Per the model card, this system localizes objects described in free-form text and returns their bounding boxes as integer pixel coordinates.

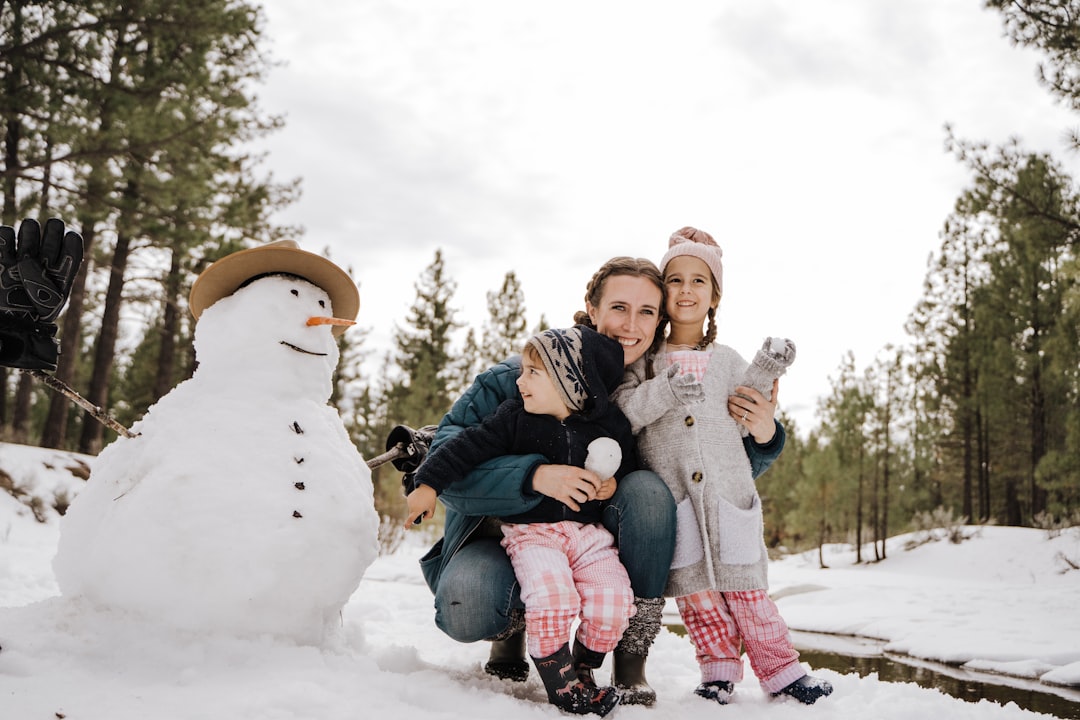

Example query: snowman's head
[189,240,359,337]
[193,275,343,400]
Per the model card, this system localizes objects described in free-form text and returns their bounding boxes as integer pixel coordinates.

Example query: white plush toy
[584,436,622,481]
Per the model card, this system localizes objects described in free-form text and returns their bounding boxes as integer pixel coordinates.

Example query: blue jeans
[433,469,676,643]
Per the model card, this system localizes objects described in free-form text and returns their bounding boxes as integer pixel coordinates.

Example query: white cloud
[253,0,1078,431]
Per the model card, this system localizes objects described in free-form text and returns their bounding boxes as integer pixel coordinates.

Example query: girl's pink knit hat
[659,226,723,295]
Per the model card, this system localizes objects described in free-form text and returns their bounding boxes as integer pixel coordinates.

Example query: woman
[417,256,785,707]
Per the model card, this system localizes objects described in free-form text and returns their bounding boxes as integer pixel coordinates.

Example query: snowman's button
[294,456,305,464]
[293,510,303,518]
[291,421,304,434]
[295,482,305,490]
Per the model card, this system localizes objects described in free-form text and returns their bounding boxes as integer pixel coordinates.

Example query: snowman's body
[54,276,379,644]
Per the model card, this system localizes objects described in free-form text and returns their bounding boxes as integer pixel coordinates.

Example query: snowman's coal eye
[291,289,299,297]
[318,300,325,308]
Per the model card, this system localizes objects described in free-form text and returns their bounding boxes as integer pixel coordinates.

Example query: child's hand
[666,363,704,405]
[405,484,437,527]
[594,476,617,501]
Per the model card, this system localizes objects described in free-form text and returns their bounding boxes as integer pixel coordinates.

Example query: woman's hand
[729,379,779,444]
[532,464,602,511]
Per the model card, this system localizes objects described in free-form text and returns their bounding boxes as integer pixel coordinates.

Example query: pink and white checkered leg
[502,521,634,658]
[501,522,582,658]
[724,589,805,693]
[568,522,634,653]
[676,590,744,684]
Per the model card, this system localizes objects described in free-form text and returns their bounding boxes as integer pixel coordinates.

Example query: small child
[613,227,833,706]
[406,326,636,717]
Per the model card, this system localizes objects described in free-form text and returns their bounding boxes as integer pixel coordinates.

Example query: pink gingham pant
[501,521,635,658]
[676,589,805,693]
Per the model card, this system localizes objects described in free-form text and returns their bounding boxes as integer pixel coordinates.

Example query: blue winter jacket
[416,356,786,595]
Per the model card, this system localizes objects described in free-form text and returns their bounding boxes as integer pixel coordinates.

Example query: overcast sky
[252,0,1076,433]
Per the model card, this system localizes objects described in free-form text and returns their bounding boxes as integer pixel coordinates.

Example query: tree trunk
[1005,475,1022,526]
[977,405,989,522]
[40,222,95,448]
[882,409,890,561]
[2,0,23,220]
[855,444,864,564]
[1,2,26,430]
[1029,353,1048,520]
[78,198,135,454]
[11,373,33,443]
[153,244,182,400]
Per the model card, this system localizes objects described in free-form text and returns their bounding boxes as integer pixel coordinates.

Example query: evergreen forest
[2,1,1078,556]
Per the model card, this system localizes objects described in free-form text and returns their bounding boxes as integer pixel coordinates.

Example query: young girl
[613,227,834,706]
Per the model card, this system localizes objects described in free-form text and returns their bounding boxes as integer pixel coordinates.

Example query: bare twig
[365,443,405,470]
[23,369,135,439]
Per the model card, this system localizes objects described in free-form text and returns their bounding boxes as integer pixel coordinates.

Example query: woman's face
[586,274,663,366]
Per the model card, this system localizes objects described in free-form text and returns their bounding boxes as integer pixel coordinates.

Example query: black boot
[695,680,735,705]
[611,596,664,706]
[484,629,529,682]
[533,644,621,717]
[572,639,606,688]
[771,674,834,705]
[611,651,653,707]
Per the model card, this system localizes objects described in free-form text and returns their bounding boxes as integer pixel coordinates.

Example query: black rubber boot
[611,596,664,706]
[611,651,653,707]
[695,680,735,705]
[533,644,621,717]
[771,674,834,705]
[572,639,607,688]
[484,629,530,682]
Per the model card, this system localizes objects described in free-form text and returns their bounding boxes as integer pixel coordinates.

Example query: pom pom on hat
[660,226,723,295]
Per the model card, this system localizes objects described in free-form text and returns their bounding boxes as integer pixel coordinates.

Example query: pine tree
[387,249,461,429]
[481,271,528,365]
[450,327,483,399]
[0,1,290,449]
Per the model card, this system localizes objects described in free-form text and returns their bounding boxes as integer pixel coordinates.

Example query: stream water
[665,625,1080,718]
[790,630,1080,719]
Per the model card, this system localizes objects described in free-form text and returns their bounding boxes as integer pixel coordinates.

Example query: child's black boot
[533,644,621,716]
[695,680,734,705]
[572,639,606,688]
[771,674,834,705]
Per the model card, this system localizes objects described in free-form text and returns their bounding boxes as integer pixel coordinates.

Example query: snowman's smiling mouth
[280,341,328,357]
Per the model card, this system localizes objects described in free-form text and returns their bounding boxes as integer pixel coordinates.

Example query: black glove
[0,320,60,372]
[385,424,437,473]
[13,218,84,323]
[0,218,85,372]
[386,424,437,498]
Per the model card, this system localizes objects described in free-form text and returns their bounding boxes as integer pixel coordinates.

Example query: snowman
[53,240,380,646]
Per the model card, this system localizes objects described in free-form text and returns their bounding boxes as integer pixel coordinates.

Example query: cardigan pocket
[671,497,705,570]
[715,493,763,565]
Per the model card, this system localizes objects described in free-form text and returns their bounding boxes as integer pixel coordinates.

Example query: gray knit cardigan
[613,344,770,597]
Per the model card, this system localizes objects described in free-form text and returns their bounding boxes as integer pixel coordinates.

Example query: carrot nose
[307,316,356,329]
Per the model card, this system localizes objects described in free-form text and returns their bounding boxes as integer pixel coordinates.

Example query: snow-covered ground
[2,441,1079,719]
